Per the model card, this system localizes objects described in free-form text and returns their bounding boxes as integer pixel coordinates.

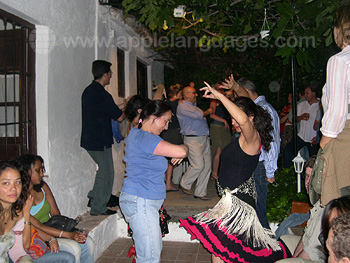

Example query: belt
[184,135,209,137]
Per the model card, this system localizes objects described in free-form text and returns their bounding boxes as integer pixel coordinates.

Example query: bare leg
[212,254,224,263]
[165,164,178,191]
[211,147,222,179]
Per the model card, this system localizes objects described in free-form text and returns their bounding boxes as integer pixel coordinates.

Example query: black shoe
[90,209,117,216]
[107,195,119,207]
[88,195,119,208]
[87,198,93,208]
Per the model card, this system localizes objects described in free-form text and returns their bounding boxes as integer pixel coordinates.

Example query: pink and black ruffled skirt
[179,190,291,263]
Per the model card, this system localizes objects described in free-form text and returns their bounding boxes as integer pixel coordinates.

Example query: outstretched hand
[220,74,242,92]
[200,82,223,100]
[219,74,234,90]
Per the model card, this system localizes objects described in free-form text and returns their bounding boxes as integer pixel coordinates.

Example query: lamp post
[292,151,305,193]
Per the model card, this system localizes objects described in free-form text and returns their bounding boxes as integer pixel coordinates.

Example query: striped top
[321,45,350,138]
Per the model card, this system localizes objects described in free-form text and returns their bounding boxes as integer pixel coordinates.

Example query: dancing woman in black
[180,82,291,263]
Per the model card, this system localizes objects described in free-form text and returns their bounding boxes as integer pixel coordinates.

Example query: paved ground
[95,178,219,262]
[163,178,220,222]
[96,238,211,263]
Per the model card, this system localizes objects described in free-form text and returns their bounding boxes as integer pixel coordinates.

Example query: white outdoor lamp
[292,151,305,193]
[174,5,186,18]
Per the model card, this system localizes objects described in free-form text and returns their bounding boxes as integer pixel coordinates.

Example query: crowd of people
[1,3,350,263]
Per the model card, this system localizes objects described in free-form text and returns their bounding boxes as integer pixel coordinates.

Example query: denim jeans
[253,161,270,229]
[119,192,164,263]
[87,147,114,214]
[33,250,75,263]
[58,236,94,263]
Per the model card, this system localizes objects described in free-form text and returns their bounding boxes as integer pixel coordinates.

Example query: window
[137,59,148,98]
[0,9,36,160]
[117,48,125,98]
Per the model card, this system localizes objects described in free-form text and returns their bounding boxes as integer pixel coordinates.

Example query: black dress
[180,138,291,263]
[161,99,183,145]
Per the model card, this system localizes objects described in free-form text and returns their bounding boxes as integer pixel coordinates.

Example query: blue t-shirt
[122,128,167,200]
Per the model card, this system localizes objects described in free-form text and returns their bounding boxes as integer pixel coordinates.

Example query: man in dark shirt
[81,60,124,216]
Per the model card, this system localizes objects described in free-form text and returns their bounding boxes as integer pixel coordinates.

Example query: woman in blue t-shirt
[120,100,188,263]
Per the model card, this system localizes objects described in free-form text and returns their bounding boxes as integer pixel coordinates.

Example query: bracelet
[24,221,31,225]
[49,238,56,244]
[59,230,63,238]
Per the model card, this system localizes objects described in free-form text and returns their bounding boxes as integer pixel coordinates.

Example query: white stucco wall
[0,1,164,217]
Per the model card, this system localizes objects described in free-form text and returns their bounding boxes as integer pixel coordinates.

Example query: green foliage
[266,167,309,223]
[120,0,341,72]
[119,0,342,112]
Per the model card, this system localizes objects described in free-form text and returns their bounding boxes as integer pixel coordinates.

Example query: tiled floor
[96,238,211,263]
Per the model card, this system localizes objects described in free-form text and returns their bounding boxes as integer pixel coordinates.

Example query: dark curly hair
[321,195,350,246]
[138,100,171,129]
[233,97,273,151]
[0,161,30,220]
[330,212,350,260]
[17,154,45,192]
[125,95,151,123]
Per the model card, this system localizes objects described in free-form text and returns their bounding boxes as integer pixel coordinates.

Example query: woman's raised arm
[201,82,259,149]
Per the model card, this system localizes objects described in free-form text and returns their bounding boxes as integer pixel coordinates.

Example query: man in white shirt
[283,85,320,168]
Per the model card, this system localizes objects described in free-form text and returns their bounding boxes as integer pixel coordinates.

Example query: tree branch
[201,28,222,37]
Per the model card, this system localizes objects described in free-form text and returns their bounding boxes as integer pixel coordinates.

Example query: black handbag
[44,215,79,232]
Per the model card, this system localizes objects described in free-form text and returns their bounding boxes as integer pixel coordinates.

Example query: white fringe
[194,189,281,251]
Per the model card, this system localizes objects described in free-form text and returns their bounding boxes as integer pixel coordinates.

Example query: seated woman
[17,155,94,263]
[276,195,350,263]
[321,195,350,250]
[1,160,33,263]
[180,83,291,263]
[0,161,74,263]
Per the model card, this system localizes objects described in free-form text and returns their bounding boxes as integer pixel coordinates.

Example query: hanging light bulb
[260,8,270,39]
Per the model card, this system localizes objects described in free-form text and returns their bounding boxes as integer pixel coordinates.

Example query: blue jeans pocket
[119,192,138,222]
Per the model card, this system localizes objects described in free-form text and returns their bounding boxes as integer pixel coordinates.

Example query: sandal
[128,245,137,263]
[210,173,218,180]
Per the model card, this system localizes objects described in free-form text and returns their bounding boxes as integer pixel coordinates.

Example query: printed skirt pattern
[180,190,291,263]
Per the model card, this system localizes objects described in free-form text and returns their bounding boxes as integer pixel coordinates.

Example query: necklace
[2,211,11,225]
[3,215,9,224]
